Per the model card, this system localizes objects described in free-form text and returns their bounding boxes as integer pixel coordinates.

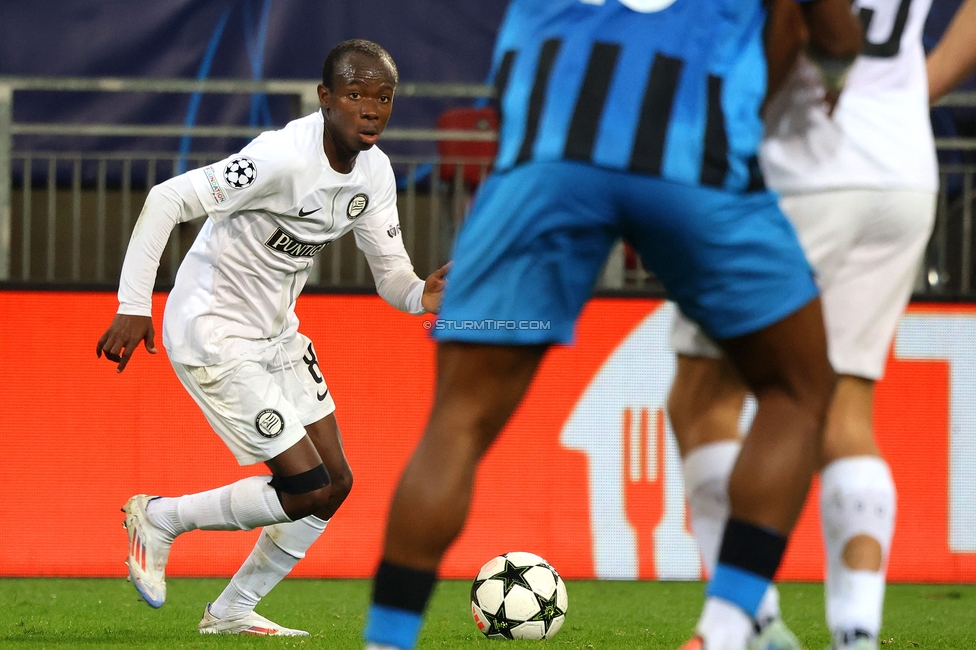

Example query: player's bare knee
[284,486,332,520]
[842,534,883,571]
[430,403,507,457]
[667,358,708,434]
[329,465,354,505]
[796,363,836,421]
[821,425,880,467]
[768,357,836,417]
[669,386,747,456]
[270,463,332,520]
[821,456,895,575]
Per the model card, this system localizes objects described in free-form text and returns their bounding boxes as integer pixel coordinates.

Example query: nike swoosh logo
[298,206,322,216]
[317,388,329,402]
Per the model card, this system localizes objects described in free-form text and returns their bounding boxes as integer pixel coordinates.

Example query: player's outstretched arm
[421,262,450,315]
[928,0,976,104]
[799,0,863,113]
[96,173,207,372]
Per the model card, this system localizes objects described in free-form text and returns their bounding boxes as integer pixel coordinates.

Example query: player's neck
[322,132,357,175]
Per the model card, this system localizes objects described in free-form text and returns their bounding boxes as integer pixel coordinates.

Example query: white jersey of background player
[668,2,940,649]
[97,40,447,636]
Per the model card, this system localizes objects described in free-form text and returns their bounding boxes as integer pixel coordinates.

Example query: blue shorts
[434,161,817,345]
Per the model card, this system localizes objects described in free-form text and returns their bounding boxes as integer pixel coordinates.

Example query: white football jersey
[760,0,937,193]
[163,111,406,366]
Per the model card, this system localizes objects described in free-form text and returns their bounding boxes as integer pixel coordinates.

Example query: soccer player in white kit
[96,40,448,636]
[667,1,948,648]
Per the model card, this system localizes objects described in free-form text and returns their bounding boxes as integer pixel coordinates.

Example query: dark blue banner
[0,1,969,158]
[0,1,508,156]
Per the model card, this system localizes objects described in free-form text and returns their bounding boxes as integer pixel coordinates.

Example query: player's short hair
[321,39,399,90]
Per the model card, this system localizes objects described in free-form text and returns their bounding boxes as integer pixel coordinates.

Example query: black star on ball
[489,559,534,596]
[481,601,517,639]
[529,587,566,635]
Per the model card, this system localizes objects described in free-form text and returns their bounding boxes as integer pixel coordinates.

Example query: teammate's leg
[207,414,350,625]
[666,351,784,625]
[788,188,932,650]
[667,350,746,578]
[818,376,894,650]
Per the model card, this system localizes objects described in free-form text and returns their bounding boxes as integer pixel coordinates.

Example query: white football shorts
[670,188,936,380]
[171,332,337,465]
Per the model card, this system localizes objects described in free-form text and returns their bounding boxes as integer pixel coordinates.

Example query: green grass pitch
[1,579,974,648]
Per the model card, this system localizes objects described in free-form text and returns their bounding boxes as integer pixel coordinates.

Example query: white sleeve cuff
[404,278,426,315]
[365,251,427,315]
[117,302,153,317]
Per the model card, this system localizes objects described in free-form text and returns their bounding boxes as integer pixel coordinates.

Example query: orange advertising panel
[1,291,975,583]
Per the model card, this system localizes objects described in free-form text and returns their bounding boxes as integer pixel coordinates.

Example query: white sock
[684,441,781,624]
[820,456,896,640]
[683,440,740,577]
[146,476,290,544]
[755,585,780,627]
[209,515,329,619]
[696,596,754,650]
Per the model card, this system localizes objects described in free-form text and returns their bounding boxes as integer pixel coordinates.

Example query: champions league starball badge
[224,157,257,189]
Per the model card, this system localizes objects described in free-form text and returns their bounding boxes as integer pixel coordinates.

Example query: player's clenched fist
[96,314,157,373]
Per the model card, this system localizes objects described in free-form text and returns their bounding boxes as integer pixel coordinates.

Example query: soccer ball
[470,552,568,640]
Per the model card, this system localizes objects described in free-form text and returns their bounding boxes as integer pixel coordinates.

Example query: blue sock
[363,561,437,650]
[705,518,787,617]
[707,563,771,616]
[364,604,424,649]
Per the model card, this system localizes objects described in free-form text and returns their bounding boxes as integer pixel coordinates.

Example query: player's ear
[317,84,331,112]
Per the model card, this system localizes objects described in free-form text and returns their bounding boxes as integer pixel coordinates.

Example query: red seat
[436,107,499,188]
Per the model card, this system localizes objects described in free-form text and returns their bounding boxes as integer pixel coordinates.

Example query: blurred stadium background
[1,0,976,590]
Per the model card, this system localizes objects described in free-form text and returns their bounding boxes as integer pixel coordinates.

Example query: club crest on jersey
[224,157,257,189]
[255,409,284,438]
[265,227,329,258]
[203,166,227,203]
[347,193,369,219]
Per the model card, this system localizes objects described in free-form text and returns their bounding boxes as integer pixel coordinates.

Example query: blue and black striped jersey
[490,0,771,192]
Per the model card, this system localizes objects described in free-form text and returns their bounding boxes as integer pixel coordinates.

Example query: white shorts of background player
[671,188,936,380]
